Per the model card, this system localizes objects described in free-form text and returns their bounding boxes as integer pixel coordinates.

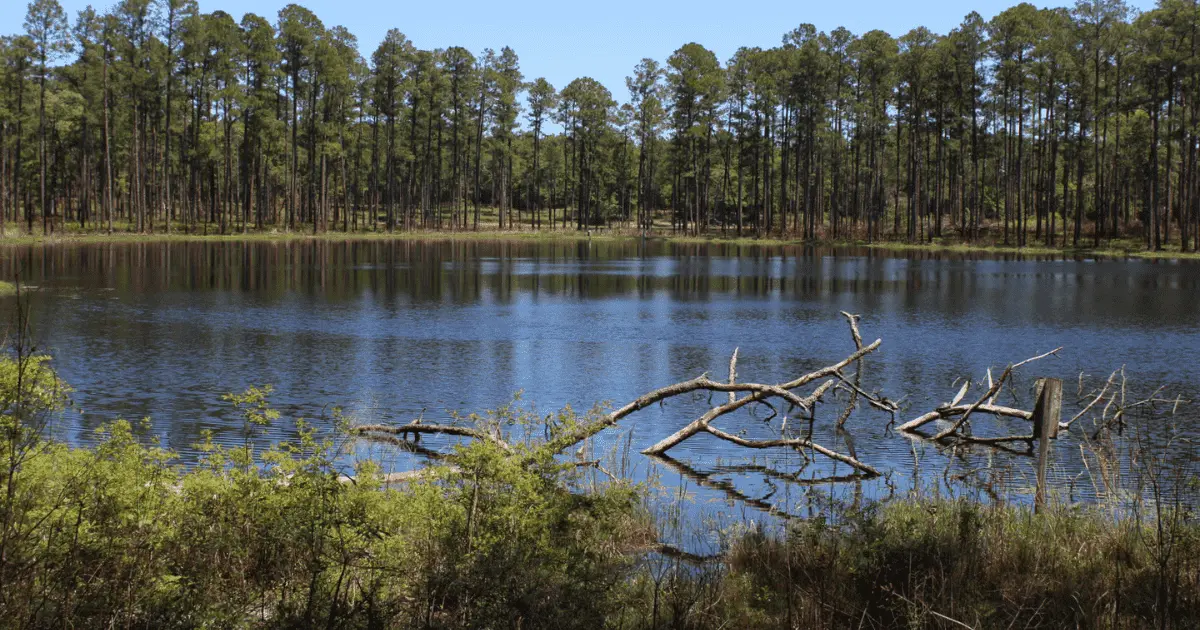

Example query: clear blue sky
[2,0,1159,103]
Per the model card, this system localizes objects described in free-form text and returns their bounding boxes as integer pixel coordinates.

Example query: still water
[4,239,1199,530]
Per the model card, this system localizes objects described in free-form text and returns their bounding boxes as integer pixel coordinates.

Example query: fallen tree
[352,314,1189,523]
[356,312,888,477]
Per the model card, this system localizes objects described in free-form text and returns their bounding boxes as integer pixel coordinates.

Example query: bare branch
[929,348,1060,440]
[359,316,887,483]
[546,337,882,454]
[836,311,864,428]
[950,380,970,407]
[898,403,1033,432]
[1066,369,1118,427]
[642,380,835,456]
[834,370,898,416]
[728,347,739,404]
[1010,347,1063,370]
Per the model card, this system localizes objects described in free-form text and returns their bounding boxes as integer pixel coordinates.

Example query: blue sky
[3,0,1159,103]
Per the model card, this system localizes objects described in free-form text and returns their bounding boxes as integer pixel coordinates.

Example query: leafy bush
[0,354,649,629]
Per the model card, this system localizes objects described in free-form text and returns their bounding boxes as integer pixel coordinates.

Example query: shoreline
[3,227,1198,260]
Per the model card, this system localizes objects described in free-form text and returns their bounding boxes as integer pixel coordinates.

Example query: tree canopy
[1,0,1199,249]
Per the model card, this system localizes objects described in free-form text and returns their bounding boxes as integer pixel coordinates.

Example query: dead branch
[1065,369,1118,428]
[834,371,898,416]
[897,428,1034,457]
[986,368,995,405]
[896,348,1060,440]
[929,348,1061,441]
[901,353,1189,466]
[542,335,882,457]
[1008,347,1064,371]
[836,311,864,428]
[338,466,462,486]
[950,380,970,407]
[1088,379,1187,440]
[355,317,887,480]
[898,403,1033,432]
[352,431,452,460]
[728,347,738,404]
[568,459,618,481]
[642,380,835,456]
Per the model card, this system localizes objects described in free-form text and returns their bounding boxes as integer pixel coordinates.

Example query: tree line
[2,0,1199,249]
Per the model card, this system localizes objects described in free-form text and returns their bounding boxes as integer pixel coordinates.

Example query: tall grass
[659,499,1200,628]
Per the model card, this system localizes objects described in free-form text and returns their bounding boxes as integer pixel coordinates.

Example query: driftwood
[1067,368,1119,429]
[898,347,1062,444]
[836,312,864,428]
[1081,368,1186,440]
[356,315,887,478]
[900,403,1032,430]
[899,351,1188,458]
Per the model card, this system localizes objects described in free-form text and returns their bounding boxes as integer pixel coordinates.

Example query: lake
[4,238,1198,535]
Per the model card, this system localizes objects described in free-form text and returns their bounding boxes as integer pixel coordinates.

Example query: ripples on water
[4,239,1199,545]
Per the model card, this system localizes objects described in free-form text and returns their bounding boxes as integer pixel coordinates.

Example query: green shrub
[0,355,650,629]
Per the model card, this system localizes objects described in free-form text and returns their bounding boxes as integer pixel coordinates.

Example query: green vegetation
[0,335,1197,627]
[682,498,1200,628]
[0,345,654,628]
[9,224,1200,262]
[2,0,1200,254]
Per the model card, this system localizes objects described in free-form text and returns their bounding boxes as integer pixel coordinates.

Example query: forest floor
[5,219,1200,260]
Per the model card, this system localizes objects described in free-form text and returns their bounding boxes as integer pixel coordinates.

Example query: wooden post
[1032,377,1062,513]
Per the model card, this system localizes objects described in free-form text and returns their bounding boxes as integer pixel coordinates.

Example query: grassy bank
[0,224,612,246]
[1,348,1198,628]
[692,499,1200,628]
[6,223,1200,260]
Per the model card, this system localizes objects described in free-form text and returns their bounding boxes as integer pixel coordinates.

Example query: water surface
[5,239,1198,535]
